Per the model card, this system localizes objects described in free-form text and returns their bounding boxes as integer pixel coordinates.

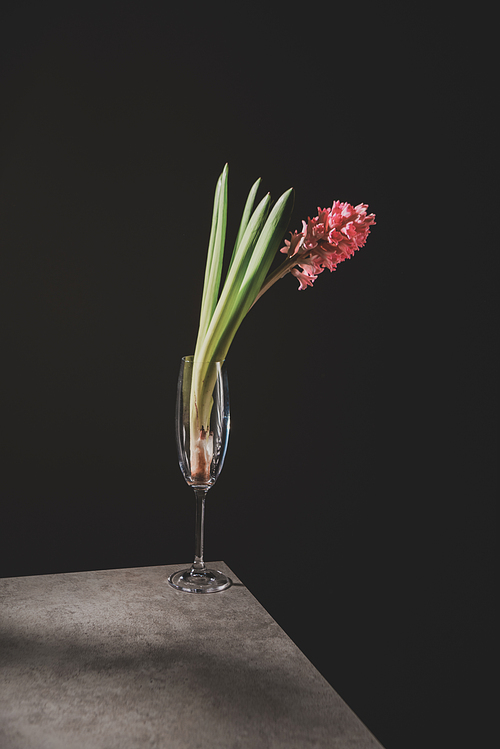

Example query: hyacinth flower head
[188,165,375,481]
[255,200,376,300]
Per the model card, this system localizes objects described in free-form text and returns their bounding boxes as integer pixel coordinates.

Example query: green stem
[251,255,298,307]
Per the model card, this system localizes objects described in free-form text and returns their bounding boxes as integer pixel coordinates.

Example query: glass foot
[168,567,232,593]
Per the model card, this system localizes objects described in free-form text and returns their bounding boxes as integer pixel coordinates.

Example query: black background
[0,3,496,748]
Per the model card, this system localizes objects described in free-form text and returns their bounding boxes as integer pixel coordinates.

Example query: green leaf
[195,187,294,367]
[194,192,271,365]
[190,172,294,436]
[227,177,261,275]
[195,164,228,351]
[209,187,294,362]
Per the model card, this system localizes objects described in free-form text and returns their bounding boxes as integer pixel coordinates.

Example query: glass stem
[191,488,207,573]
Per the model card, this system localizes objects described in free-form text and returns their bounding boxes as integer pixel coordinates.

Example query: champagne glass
[168,356,231,592]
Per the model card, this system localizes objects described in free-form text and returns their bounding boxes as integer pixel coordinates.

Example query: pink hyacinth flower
[281,201,376,289]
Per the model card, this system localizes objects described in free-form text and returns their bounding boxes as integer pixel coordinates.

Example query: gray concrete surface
[0,563,384,748]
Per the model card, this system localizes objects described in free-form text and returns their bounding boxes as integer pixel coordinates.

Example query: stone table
[0,562,384,748]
